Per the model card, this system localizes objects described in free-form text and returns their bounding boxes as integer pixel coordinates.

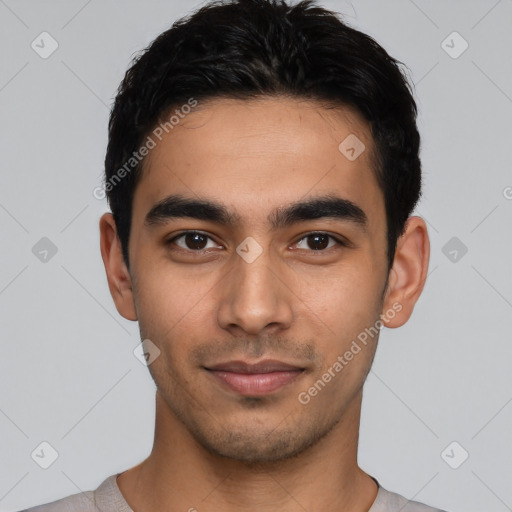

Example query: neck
[117,390,378,512]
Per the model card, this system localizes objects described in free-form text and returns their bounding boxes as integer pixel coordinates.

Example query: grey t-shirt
[19,474,447,512]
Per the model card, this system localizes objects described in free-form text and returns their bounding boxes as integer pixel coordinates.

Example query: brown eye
[307,234,329,250]
[168,231,219,251]
[295,232,345,251]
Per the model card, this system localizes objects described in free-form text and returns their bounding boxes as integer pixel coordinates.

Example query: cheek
[134,259,219,330]
[297,266,383,357]
[295,260,381,316]
[306,295,380,402]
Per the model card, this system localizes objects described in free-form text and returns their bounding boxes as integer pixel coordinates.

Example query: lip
[206,359,304,374]
[204,359,305,396]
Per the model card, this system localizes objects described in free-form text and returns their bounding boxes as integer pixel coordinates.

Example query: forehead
[132,96,384,231]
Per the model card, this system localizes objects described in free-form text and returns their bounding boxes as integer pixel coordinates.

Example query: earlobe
[381,216,430,328]
[99,213,138,321]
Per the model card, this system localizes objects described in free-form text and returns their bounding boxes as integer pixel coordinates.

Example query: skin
[99,96,429,512]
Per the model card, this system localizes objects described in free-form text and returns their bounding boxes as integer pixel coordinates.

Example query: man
[22,0,448,510]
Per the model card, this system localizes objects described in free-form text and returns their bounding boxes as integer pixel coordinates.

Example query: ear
[381,216,430,328]
[99,212,138,321]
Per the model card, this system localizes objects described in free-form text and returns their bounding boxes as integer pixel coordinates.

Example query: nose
[216,245,294,336]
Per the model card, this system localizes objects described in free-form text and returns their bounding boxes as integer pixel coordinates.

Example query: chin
[190,417,337,466]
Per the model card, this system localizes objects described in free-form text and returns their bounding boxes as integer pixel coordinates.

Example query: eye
[167,231,221,252]
[294,232,346,252]
[165,230,348,254]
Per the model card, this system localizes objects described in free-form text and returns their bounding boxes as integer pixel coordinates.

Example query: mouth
[204,359,306,396]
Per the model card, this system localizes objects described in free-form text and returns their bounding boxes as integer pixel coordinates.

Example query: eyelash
[165,230,348,254]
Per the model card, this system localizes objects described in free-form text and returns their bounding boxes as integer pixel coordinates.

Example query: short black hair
[104,0,421,273]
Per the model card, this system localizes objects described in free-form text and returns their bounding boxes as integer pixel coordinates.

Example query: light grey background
[1,1,511,511]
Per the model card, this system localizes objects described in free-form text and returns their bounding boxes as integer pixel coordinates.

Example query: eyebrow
[144,193,368,231]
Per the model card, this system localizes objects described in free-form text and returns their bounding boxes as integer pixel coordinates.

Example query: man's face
[127,97,390,463]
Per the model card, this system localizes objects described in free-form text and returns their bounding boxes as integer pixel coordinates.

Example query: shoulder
[371,485,448,512]
[17,474,119,512]
[17,490,97,512]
